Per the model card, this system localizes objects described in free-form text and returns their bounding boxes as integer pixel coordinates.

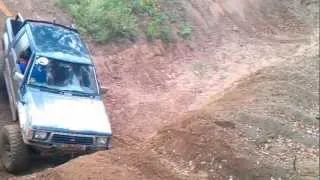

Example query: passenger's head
[20,48,31,60]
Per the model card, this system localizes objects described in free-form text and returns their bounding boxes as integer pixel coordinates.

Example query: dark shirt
[31,67,47,83]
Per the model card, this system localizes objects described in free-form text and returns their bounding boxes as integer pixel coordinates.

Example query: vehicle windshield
[28,56,98,95]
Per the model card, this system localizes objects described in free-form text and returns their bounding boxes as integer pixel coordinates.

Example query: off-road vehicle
[0,14,112,173]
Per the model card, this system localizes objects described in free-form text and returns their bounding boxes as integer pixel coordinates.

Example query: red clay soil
[0,0,319,179]
[17,51,319,180]
[94,0,318,145]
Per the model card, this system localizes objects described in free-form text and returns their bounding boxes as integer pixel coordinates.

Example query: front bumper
[24,131,112,152]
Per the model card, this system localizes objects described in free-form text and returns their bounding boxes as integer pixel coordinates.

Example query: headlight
[34,131,48,140]
[96,137,108,145]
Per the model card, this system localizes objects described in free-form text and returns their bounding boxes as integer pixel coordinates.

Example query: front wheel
[0,38,6,90]
[0,125,29,173]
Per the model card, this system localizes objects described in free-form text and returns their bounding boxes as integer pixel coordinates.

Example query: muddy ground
[0,0,319,179]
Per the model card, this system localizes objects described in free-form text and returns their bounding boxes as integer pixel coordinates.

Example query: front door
[12,31,32,103]
[4,29,32,120]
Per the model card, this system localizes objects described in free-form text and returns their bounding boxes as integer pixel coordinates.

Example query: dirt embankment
[95,0,319,145]
[18,48,319,180]
[0,0,319,179]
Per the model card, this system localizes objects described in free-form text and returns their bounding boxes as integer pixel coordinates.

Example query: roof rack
[23,19,79,33]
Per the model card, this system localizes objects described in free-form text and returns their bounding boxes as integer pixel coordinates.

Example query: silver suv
[0,14,112,173]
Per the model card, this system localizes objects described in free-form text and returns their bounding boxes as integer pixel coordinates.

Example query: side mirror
[100,86,108,95]
[14,72,24,81]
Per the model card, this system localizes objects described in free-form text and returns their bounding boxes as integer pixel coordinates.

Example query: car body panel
[25,87,112,135]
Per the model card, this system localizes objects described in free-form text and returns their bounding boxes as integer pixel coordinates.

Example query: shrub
[160,27,174,43]
[146,21,160,40]
[130,0,159,16]
[179,24,193,39]
[58,0,137,42]
[58,0,190,43]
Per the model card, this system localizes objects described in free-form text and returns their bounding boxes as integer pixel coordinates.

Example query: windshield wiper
[29,84,61,94]
[61,90,95,97]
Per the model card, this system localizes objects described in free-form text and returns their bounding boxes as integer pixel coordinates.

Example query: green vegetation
[58,0,137,42]
[58,0,191,43]
[178,24,193,39]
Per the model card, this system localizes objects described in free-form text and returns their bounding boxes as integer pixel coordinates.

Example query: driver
[49,63,73,86]
[30,57,48,84]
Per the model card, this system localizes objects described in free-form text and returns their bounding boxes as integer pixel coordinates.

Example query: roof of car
[26,21,92,64]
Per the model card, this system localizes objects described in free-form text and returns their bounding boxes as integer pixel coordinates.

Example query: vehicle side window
[14,33,32,74]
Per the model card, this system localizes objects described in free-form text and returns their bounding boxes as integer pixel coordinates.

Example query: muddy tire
[0,125,29,173]
[0,40,5,89]
[0,56,6,97]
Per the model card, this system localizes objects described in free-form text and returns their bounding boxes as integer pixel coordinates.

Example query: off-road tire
[0,125,29,173]
[0,55,7,97]
[0,59,4,84]
[0,40,5,89]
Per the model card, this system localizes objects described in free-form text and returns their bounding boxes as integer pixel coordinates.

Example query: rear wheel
[0,40,5,89]
[0,125,29,173]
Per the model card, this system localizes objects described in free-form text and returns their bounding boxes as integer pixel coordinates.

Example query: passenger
[18,51,30,74]
[31,57,49,84]
[53,65,72,86]
[46,61,55,85]
[18,58,27,74]
[72,64,83,86]
[80,67,90,87]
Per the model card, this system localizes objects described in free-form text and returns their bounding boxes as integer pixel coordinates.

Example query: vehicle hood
[25,88,112,135]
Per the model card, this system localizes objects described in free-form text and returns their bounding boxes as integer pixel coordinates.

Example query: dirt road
[0,0,319,179]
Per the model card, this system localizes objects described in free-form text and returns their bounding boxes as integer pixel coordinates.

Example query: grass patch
[179,24,193,39]
[58,0,191,43]
[58,0,137,42]
[130,0,174,42]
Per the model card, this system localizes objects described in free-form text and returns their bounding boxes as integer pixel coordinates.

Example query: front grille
[52,134,93,145]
